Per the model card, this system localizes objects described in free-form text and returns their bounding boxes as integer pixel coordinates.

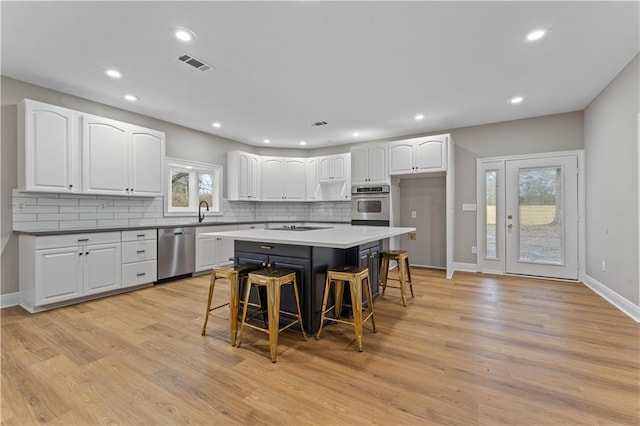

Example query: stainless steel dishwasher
[157,227,195,281]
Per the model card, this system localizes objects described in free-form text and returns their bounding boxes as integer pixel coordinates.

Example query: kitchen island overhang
[202,225,416,249]
[203,225,415,334]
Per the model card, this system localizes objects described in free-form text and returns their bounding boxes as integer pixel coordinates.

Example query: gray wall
[584,54,639,306]
[399,176,446,268]
[448,112,585,263]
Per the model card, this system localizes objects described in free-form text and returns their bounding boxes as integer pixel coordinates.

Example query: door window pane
[171,170,190,208]
[518,167,562,264]
[485,170,497,259]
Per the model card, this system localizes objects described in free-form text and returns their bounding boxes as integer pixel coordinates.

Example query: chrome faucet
[198,200,209,223]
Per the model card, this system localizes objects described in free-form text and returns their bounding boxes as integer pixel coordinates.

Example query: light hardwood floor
[2,268,638,425]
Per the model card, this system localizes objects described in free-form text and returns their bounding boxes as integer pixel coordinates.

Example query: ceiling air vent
[311,121,328,127]
[177,53,213,72]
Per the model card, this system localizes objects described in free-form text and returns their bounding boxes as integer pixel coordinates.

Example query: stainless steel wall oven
[350,184,390,226]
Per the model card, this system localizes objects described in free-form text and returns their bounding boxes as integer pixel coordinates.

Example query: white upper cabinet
[227,151,261,200]
[18,99,80,193]
[82,115,165,197]
[306,158,320,201]
[351,143,388,185]
[319,154,348,181]
[261,157,306,201]
[18,99,164,197]
[129,126,165,196]
[389,134,449,175]
[82,115,129,195]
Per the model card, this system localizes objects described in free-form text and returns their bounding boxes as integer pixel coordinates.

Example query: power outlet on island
[408,232,416,240]
[471,246,477,254]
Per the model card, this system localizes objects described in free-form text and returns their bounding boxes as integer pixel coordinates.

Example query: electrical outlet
[471,246,477,254]
[15,202,26,213]
[408,232,416,240]
[602,261,606,272]
[411,211,417,219]
[100,203,107,209]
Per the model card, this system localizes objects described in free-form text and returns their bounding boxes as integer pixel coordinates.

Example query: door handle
[507,214,513,219]
[507,224,513,229]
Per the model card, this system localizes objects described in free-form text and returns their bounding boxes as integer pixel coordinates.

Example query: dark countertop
[13,221,351,236]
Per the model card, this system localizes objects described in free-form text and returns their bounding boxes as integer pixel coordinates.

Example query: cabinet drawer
[122,229,157,242]
[122,260,157,288]
[122,240,157,263]
[35,232,120,250]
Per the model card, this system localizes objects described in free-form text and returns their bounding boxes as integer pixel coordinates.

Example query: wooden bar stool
[236,268,307,363]
[380,250,414,307]
[315,266,376,352]
[201,263,259,346]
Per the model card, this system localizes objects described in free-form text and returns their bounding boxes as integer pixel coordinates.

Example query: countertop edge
[14,221,351,236]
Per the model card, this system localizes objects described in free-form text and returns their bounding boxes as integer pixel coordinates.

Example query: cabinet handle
[77,238,89,242]
[216,238,222,241]
[79,252,83,256]
[136,250,146,254]
[136,234,146,238]
[131,188,134,192]
[137,272,146,277]
[69,184,73,188]
[85,252,89,255]
[260,245,273,250]
[174,232,183,235]
[369,254,375,259]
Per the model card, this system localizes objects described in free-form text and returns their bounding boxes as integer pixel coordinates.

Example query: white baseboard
[0,292,20,308]
[583,274,639,323]
[452,262,477,273]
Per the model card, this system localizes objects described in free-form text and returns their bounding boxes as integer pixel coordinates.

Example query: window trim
[164,157,223,217]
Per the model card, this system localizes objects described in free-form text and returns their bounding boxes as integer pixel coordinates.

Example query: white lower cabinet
[121,229,157,288]
[20,232,122,310]
[195,225,237,273]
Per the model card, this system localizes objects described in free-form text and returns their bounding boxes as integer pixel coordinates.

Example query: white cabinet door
[82,115,129,195]
[83,243,121,295]
[283,158,306,200]
[332,155,347,180]
[247,154,261,199]
[196,236,218,272]
[351,147,369,184]
[35,246,83,305]
[129,126,164,196]
[261,157,285,200]
[319,157,333,181]
[306,158,320,200]
[218,235,235,266]
[388,141,414,174]
[20,100,79,193]
[415,137,447,172]
[368,144,388,183]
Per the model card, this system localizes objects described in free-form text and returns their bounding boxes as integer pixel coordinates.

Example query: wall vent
[177,53,213,72]
[311,121,328,127]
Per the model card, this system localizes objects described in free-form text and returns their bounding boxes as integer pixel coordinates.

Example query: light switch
[462,203,477,211]
[411,211,417,218]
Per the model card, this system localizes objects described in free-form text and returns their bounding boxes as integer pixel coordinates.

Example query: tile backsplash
[11,189,351,232]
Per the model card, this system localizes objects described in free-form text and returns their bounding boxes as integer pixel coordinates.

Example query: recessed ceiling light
[509,96,524,104]
[174,27,196,42]
[300,141,307,146]
[124,94,138,102]
[352,132,360,137]
[527,29,546,41]
[212,122,221,128]
[106,69,122,79]
[415,114,425,121]
[263,139,270,144]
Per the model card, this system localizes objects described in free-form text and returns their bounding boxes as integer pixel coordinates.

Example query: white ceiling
[2,1,638,149]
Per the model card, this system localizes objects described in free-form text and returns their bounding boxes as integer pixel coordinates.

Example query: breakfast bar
[204,225,415,333]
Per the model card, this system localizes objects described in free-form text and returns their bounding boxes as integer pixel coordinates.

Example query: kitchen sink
[266,225,332,231]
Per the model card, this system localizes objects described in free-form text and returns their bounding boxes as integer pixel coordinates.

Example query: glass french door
[478,154,579,280]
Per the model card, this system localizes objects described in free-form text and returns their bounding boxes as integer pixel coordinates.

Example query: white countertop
[203,225,416,249]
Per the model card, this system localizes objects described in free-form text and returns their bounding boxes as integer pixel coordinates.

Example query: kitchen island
[204,225,415,333]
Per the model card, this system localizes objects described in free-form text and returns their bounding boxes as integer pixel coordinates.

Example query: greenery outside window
[165,157,223,216]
